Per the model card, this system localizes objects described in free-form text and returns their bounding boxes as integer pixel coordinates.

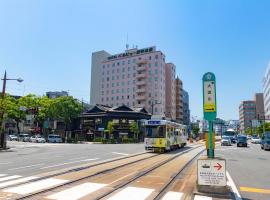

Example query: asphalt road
[0,141,145,177]
[216,141,270,200]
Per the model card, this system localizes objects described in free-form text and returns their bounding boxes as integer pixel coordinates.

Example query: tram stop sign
[203,72,217,121]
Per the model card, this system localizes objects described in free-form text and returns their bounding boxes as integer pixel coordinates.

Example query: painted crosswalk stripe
[162,191,183,200]
[107,187,154,200]
[0,174,7,177]
[0,176,38,188]
[0,175,22,182]
[194,195,212,200]
[4,178,68,195]
[46,182,107,200]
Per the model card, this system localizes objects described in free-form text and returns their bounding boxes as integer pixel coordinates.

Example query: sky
[1,0,270,120]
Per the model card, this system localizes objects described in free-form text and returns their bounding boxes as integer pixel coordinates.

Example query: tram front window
[146,126,165,138]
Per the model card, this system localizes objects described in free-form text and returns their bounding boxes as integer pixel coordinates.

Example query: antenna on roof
[126,33,129,50]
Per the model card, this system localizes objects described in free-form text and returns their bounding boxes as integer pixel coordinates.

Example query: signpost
[203,72,217,158]
[198,159,226,186]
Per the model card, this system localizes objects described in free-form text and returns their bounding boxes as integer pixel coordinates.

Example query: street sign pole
[203,72,217,159]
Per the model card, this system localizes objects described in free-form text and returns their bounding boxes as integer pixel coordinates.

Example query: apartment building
[175,77,183,123]
[239,100,256,132]
[90,46,180,119]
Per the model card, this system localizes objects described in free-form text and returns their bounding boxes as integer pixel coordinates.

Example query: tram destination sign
[203,72,217,121]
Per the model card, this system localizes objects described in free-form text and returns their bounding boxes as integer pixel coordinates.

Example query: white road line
[0,174,7,177]
[46,182,107,200]
[8,164,44,171]
[0,176,38,188]
[226,171,242,200]
[110,172,137,184]
[107,187,154,200]
[162,191,183,200]
[4,178,68,195]
[0,175,22,182]
[40,158,99,169]
[194,195,212,200]
[112,152,130,156]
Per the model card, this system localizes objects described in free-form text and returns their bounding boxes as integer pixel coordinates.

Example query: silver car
[221,136,232,146]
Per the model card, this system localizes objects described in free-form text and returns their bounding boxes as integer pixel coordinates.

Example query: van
[47,134,62,143]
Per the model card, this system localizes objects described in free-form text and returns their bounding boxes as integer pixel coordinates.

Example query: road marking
[240,186,270,194]
[0,174,7,177]
[0,176,38,188]
[0,163,10,165]
[107,187,154,200]
[3,178,68,195]
[226,171,242,200]
[162,191,183,200]
[0,175,22,182]
[8,164,44,171]
[46,182,107,200]
[112,152,130,156]
[40,158,99,169]
[194,195,212,200]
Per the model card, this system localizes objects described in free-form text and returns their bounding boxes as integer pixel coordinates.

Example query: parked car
[237,135,248,147]
[221,136,231,146]
[7,134,18,141]
[18,133,30,142]
[247,135,252,140]
[251,136,261,144]
[47,134,62,143]
[261,133,270,150]
[30,135,46,143]
[35,136,46,143]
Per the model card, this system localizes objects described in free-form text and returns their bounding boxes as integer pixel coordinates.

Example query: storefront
[81,104,151,141]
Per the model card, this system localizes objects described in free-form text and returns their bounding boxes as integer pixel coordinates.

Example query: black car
[261,133,270,150]
[237,135,247,147]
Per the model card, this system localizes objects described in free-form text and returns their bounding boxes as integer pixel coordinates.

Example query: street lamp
[1,70,24,149]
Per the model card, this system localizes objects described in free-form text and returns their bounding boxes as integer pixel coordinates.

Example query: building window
[155,54,158,59]
[155,62,158,67]
[149,93,151,97]
[116,96,119,100]
[112,76,114,80]
[122,82,125,86]
[155,69,158,74]
[122,68,125,72]
[117,68,120,73]
[107,77,109,81]
[112,83,114,87]
[133,59,136,63]
[116,82,119,86]
[112,63,115,67]
[149,63,151,67]
[103,65,105,69]
[117,62,120,66]
[122,96,124,99]
[128,66,130,71]
[122,74,125,78]
[112,69,114,74]
[101,98,104,102]
[111,97,114,101]
[149,56,151,60]
[112,90,114,94]
[122,61,125,65]
[138,57,141,60]
[133,66,136,70]
[122,88,125,93]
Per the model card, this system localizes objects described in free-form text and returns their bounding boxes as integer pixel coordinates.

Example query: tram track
[10,144,203,200]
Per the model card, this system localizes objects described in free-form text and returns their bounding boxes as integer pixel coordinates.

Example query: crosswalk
[0,174,222,200]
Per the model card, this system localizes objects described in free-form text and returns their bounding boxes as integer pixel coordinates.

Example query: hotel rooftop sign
[107,46,155,60]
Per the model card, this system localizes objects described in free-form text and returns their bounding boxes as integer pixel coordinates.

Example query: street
[216,141,270,200]
[0,141,145,176]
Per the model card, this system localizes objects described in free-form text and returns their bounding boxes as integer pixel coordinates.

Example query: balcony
[137,59,148,66]
[136,80,146,86]
[136,94,146,101]
[136,73,147,79]
[137,65,146,72]
[136,88,146,93]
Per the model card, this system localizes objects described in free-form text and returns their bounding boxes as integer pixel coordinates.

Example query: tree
[105,121,114,139]
[191,123,200,138]
[256,122,270,137]
[4,96,26,134]
[49,96,82,142]
[130,121,139,141]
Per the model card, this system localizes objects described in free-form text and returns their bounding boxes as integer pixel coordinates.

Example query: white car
[251,136,261,144]
[221,136,232,146]
[30,136,46,143]
[47,134,62,143]
[8,135,18,141]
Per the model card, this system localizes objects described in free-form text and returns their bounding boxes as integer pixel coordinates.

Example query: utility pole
[0,71,23,149]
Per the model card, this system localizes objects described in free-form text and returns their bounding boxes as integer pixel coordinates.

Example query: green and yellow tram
[144,120,187,152]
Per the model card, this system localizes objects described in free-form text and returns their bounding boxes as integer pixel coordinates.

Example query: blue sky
[1,0,270,120]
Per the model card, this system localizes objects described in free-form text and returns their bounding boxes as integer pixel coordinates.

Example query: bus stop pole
[208,120,213,158]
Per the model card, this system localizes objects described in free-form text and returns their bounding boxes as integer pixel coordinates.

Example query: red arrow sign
[214,163,222,171]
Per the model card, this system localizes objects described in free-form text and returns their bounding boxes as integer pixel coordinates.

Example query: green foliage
[130,121,139,139]
[192,123,200,138]
[255,122,270,137]
[49,96,82,125]
[106,121,114,135]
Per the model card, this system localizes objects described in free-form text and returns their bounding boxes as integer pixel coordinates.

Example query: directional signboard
[203,72,217,121]
[198,159,226,186]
